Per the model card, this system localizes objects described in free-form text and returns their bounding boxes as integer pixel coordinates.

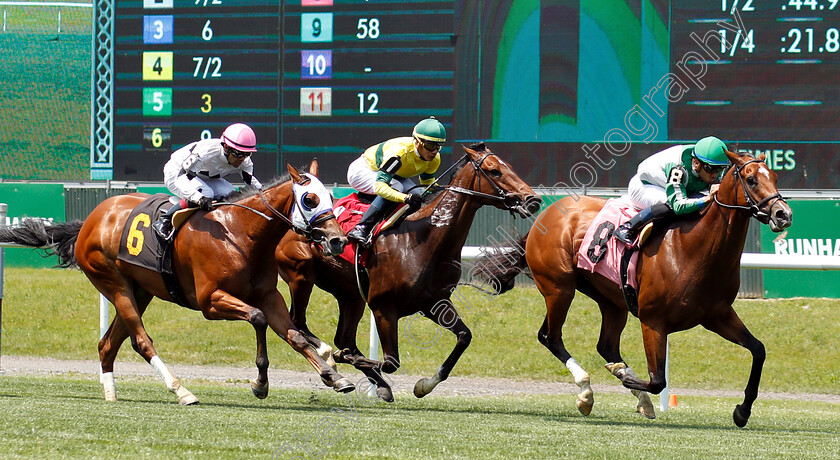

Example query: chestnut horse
[477,150,792,427]
[275,144,541,401]
[0,165,354,404]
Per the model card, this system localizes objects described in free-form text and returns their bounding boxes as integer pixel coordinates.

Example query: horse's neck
[230,188,292,249]
[425,171,486,257]
[683,200,751,272]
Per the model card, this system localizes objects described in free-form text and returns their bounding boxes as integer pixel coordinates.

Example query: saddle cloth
[117,194,174,270]
[333,193,408,265]
[576,198,641,290]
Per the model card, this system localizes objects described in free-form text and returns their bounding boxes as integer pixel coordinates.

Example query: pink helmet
[221,123,257,152]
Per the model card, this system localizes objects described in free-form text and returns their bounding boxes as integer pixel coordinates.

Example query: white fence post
[0,203,7,375]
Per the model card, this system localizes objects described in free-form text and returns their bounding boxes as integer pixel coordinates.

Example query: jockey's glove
[404,193,423,212]
[197,197,214,211]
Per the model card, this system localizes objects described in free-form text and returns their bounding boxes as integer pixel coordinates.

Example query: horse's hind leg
[703,309,765,428]
[98,287,153,402]
[594,299,655,419]
[536,285,594,416]
[91,278,198,405]
[413,300,472,398]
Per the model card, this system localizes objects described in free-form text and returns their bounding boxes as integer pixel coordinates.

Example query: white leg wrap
[316,341,337,370]
[149,355,177,390]
[102,372,117,402]
[565,358,590,386]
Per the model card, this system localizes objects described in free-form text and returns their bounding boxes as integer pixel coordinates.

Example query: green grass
[2,267,840,395]
[0,5,91,180]
[0,375,837,459]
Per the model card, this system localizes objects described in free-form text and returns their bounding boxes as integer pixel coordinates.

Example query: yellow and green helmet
[692,136,729,166]
[412,117,446,145]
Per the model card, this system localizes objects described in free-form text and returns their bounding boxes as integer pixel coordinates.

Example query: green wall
[761,200,840,298]
[0,184,66,268]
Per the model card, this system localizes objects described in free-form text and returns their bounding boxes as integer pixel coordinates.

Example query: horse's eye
[302,193,319,209]
[746,176,757,187]
[488,169,502,178]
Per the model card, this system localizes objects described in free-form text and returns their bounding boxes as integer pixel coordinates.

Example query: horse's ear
[724,149,742,164]
[756,151,766,162]
[308,158,320,177]
[287,163,305,184]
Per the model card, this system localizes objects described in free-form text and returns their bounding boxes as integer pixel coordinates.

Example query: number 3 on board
[201,93,212,113]
[126,213,151,256]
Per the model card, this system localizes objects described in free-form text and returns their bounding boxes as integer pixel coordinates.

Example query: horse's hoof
[413,378,437,398]
[179,394,199,406]
[605,362,627,378]
[576,388,594,416]
[332,378,355,393]
[733,404,750,427]
[104,394,117,402]
[251,379,269,399]
[376,386,394,403]
[636,392,656,419]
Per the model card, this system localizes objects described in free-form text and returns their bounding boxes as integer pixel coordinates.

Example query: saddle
[116,194,199,307]
[334,193,410,266]
[576,198,655,317]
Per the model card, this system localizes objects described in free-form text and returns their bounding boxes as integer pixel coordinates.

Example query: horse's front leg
[596,300,655,419]
[413,300,472,398]
[288,278,336,372]
[257,290,355,393]
[703,309,765,427]
[331,296,396,402]
[606,321,668,395]
[202,289,272,398]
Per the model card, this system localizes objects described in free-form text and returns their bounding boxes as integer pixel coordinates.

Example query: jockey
[613,136,729,246]
[345,117,446,244]
[152,123,263,241]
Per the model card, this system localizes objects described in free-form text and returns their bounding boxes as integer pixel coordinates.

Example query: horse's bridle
[440,152,524,212]
[257,187,336,240]
[713,158,786,223]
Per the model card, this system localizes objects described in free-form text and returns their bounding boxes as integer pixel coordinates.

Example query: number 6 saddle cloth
[116,194,197,306]
[576,198,641,291]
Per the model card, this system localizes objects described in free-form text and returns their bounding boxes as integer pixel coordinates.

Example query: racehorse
[476,150,792,427]
[0,165,354,404]
[275,144,542,401]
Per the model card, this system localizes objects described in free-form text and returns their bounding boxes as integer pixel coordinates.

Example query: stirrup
[152,220,174,241]
[347,226,370,245]
[613,226,636,247]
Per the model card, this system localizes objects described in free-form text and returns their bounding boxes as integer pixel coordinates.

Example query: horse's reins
[425,151,519,210]
[713,158,785,221]
[211,184,335,242]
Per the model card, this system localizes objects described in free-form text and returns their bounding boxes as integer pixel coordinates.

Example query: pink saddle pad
[576,198,640,290]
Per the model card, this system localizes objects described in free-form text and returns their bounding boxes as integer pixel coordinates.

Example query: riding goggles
[416,138,442,153]
[229,147,252,159]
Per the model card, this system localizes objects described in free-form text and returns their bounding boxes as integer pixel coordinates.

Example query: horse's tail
[0,219,83,268]
[471,232,530,295]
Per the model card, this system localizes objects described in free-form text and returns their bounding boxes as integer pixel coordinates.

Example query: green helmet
[692,136,729,166]
[413,117,446,144]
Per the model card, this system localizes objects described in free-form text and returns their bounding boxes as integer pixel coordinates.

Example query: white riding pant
[166,173,236,204]
[346,156,414,195]
[625,176,667,210]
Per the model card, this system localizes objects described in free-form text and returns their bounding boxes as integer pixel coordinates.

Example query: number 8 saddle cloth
[576,198,641,291]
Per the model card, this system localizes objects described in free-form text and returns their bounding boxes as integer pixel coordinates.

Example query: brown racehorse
[275,144,542,401]
[477,150,792,427]
[0,165,354,404]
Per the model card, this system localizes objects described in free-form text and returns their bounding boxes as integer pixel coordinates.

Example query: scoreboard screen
[110,0,839,189]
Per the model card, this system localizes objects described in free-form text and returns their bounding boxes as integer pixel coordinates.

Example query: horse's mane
[224,162,321,202]
[224,175,288,202]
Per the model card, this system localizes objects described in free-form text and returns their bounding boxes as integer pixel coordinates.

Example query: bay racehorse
[275,144,541,401]
[0,165,354,404]
[476,150,792,426]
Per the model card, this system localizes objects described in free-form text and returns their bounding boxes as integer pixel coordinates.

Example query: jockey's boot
[152,201,184,242]
[347,196,391,245]
[613,203,672,247]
